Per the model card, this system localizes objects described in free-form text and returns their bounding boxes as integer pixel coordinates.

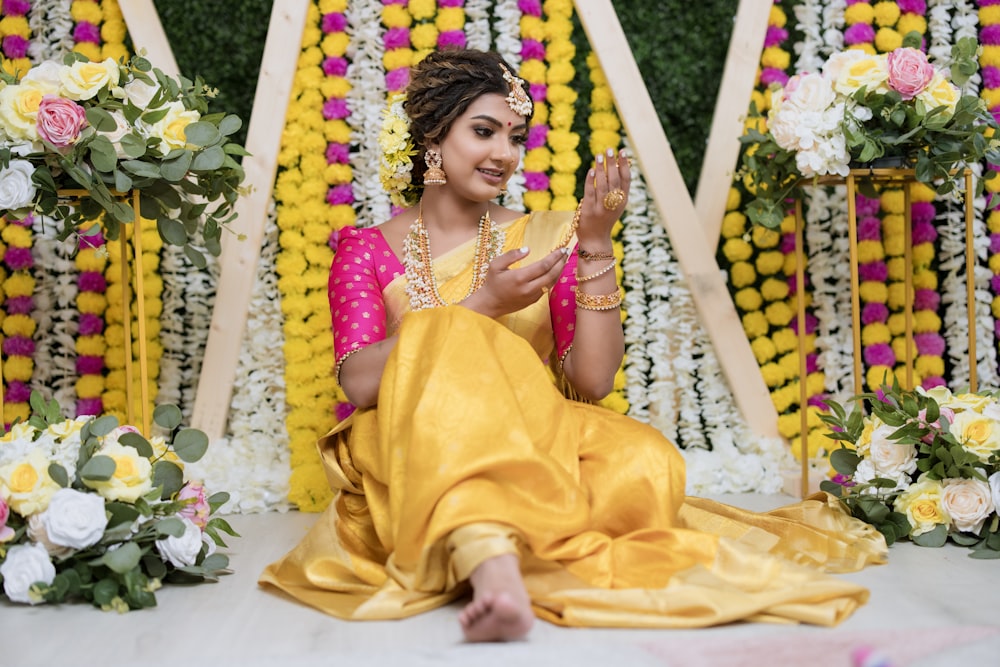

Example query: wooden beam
[575,0,779,437]
[118,0,180,77]
[695,0,772,252]
[190,1,310,439]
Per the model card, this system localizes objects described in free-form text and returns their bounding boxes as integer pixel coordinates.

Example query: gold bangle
[575,258,616,282]
[574,288,622,311]
[577,247,614,261]
[551,202,582,251]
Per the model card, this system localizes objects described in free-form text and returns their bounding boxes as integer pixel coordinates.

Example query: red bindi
[507,121,512,126]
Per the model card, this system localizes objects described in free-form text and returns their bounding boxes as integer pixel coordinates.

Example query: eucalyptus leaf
[153,403,183,430]
[172,428,209,462]
[184,121,221,146]
[157,217,189,246]
[48,462,70,488]
[152,460,184,499]
[101,541,142,574]
[80,454,116,482]
[911,524,948,548]
[191,145,225,171]
[119,432,154,458]
[156,516,186,538]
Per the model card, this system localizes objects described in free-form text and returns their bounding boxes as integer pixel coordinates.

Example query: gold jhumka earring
[423,149,447,185]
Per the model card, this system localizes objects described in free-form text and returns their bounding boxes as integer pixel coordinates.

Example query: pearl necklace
[402,204,505,310]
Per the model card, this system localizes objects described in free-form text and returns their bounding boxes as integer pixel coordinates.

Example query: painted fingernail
[606,148,615,157]
[596,153,604,164]
[520,246,529,254]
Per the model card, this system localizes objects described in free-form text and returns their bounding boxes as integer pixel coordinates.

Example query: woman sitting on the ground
[260,48,887,643]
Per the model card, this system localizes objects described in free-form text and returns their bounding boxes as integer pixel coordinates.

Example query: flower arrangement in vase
[821,381,1000,558]
[0,392,237,609]
[0,53,247,266]
[740,33,1000,229]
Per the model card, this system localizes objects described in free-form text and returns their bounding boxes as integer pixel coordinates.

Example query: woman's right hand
[462,246,570,318]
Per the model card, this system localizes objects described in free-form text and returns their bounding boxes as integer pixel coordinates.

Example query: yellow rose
[46,417,88,441]
[144,101,200,155]
[0,421,35,443]
[893,477,949,537]
[0,83,43,140]
[834,55,889,96]
[83,441,153,503]
[0,449,61,516]
[916,74,960,117]
[949,410,1000,463]
[59,58,120,101]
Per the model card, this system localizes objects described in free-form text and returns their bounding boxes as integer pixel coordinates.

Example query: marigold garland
[0,0,31,78]
[75,227,107,416]
[1,216,35,427]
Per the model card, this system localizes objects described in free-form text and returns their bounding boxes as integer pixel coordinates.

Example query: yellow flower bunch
[0,219,34,424]
[0,5,29,78]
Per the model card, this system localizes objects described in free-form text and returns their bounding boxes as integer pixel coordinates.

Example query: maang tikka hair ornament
[499,64,533,117]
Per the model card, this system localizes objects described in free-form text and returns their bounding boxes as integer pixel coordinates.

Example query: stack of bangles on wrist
[574,287,622,311]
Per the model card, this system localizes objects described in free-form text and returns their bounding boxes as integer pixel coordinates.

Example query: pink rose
[0,497,14,542]
[886,47,934,100]
[36,96,87,147]
[177,482,210,529]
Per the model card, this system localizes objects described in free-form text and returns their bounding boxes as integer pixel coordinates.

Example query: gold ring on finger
[603,188,626,211]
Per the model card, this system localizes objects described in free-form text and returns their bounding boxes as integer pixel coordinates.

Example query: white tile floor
[4,494,1000,667]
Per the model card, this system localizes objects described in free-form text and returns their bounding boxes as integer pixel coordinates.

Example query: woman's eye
[475,127,493,138]
[512,135,527,145]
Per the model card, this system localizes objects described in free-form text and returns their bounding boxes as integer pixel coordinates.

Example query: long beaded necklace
[402,203,505,310]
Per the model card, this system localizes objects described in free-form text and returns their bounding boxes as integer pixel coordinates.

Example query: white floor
[4,494,1000,667]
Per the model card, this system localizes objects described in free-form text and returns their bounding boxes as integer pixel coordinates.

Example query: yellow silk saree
[260,211,887,628]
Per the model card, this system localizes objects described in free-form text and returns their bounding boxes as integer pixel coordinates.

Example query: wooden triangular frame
[121,0,779,440]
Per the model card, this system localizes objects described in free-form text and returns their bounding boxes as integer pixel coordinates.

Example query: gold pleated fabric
[259,213,887,628]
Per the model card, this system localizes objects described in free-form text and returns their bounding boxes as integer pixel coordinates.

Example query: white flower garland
[927,0,955,64]
[821,0,847,54]
[188,202,291,514]
[803,185,854,402]
[464,0,492,52]
[793,0,825,73]
[619,142,652,422]
[26,0,74,64]
[29,215,77,415]
[346,0,390,227]
[491,0,525,211]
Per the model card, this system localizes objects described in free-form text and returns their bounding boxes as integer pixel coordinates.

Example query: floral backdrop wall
[2,0,998,513]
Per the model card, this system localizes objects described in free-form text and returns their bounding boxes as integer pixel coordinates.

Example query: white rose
[114,78,161,110]
[40,488,107,550]
[788,71,836,114]
[155,516,203,567]
[869,439,918,479]
[27,513,74,559]
[941,478,995,534]
[990,472,1000,512]
[0,542,56,604]
[19,61,64,95]
[822,49,874,83]
[0,159,37,210]
[97,110,134,158]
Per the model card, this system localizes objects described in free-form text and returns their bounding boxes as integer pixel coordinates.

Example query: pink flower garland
[1,0,30,62]
[76,230,107,416]
[980,1,1000,374]
[437,0,465,49]
[1,216,35,426]
[844,0,875,48]
[383,0,410,93]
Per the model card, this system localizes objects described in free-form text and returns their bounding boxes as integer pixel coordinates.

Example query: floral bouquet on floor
[739,33,1000,229]
[0,392,238,610]
[820,381,1000,558]
[0,52,247,266]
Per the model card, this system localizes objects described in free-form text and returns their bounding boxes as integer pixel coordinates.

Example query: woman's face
[433,93,528,202]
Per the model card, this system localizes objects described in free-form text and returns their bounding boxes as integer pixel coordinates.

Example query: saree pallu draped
[260,212,887,628]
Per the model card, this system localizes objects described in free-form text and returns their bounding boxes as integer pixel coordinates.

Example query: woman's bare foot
[458,553,534,642]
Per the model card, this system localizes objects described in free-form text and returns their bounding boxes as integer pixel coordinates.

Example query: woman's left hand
[577,148,630,244]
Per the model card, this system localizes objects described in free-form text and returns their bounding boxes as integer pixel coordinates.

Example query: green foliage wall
[153,0,739,194]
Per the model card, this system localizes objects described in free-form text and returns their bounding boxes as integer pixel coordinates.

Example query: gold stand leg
[904,185,914,390]
[847,174,863,398]
[120,232,134,428]
[132,192,151,437]
[795,199,808,498]
[966,169,978,393]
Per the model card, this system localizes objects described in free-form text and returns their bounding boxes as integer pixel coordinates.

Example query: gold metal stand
[0,190,151,436]
[793,168,976,498]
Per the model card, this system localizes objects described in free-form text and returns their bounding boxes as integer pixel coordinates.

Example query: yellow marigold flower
[589,131,620,155]
[844,2,875,24]
[4,355,32,381]
[760,277,789,301]
[76,375,104,398]
[76,334,106,358]
[549,173,576,198]
[983,6,1000,24]
[321,31,350,57]
[912,243,934,266]
[3,403,28,423]
[751,336,778,364]
[862,322,891,345]
[324,163,353,186]
[756,250,785,276]
[2,313,34,337]
[589,110,620,133]
[4,273,33,297]
[548,84,577,107]
[873,1,900,26]
[519,16,545,42]
[859,281,888,303]
[760,46,790,71]
[880,190,905,214]
[320,0,347,12]
[2,224,30,247]
[548,128,580,153]
[866,365,895,391]
[726,187,742,212]
[723,238,753,262]
[780,214,796,234]
[409,0,435,19]
[982,45,1000,70]
[988,172,1000,193]
[103,0,124,19]
[777,413,801,440]
[752,225,780,249]
[887,282,906,310]
[912,270,937,290]
[909,181,935,202]
[765,302,794,327]
[760,362,787,388]
[101,19,127,43]
[382,48,413,72]
[769,5,787,28]
[778,351,802,378]
[885,257,905,283]
[770,328,796,354]
[896,15,926,38]
[874,28,902,53]
[850,43,878,56]
[532,103,549,125]
[735,287,763,312]
[381,4,411,27]
[590,86,615,112]
[730,261,756,288]
[77,292,107,315]
[523,147,552,172]
[742,311,769,339]
[70,1,102,23]
[856,240,885,264]
[771,386,796,413]
[912,310,941,333]
[550,195,576,211]
[410,23,438,50]
[301,26,322,48]
[990,254,1000,275]
[523,190,551,212]
[552,151,581,174]
[721,211,746,239]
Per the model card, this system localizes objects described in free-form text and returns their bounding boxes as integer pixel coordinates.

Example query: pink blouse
[329,225,579,380]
